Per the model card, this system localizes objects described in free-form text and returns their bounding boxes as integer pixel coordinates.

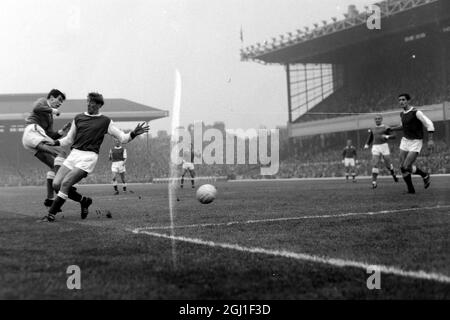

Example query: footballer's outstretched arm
[47,121,72,140]
[108,120,133,143]
[390,124,403,131]
[364,130,373,149]
[108,121,149,143]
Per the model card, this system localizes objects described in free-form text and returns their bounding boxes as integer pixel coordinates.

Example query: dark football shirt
[25,98,61,139]
[342,146,357,159]
[401,108,424,140]
[110,147,126,162]
[60,113,132,154]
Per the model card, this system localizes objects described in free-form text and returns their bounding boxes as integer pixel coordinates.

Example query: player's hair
[47,89,66,101]
[87,92,104,106]
[398,93,411,101]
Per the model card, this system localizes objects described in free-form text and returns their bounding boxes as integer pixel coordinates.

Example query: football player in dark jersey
[391,93,434,194]
[342,139,357,182]
[22,89,71,208]
[109,139,128,194]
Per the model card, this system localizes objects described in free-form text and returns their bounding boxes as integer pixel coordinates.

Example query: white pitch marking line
[229,174,450,182]
[132,230,450,284]
[95,196,139,201]
[134,204,450,231]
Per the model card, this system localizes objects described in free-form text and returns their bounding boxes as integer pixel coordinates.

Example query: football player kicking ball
[109,139,128,195]
[40,92,149,222]
[391,93,434,194]
[21,89,72,208]
[364,114,398,189]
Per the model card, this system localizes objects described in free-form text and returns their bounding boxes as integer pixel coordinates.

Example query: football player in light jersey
[364,114,398,188]
[342,139,357,182]
[181,143,196,189]
[109,139,128,195]
[22,89,72,208]
[391,93,434,194]
[40,92,149,222]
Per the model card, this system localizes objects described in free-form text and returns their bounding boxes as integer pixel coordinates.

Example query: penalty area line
[131,229,450,284]
[134,204,450,231]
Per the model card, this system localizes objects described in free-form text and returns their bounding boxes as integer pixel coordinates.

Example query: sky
[0,0,374,135]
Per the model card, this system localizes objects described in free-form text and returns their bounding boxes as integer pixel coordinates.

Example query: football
[196,184,217,204]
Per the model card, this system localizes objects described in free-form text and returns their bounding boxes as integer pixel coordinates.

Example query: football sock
[123,183,127,191]
[81,196,90,206]
[68,186,82,203]
[401,168,415,193]
[412,165,427,178]
[46,171,55,200]
[49,192,67,215]
[372,168,379,182]
[403,174,415,193]
[114,185,118,191]
[181,176,184,187]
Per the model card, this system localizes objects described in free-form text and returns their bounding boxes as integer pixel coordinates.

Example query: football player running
[364,114,398,189]
[391,93,434,194]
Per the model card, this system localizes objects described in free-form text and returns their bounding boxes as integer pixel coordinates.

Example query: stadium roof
[241,0,450,64]
[0,93,169,122]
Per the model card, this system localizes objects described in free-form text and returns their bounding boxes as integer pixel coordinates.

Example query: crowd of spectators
[1,133,449,186]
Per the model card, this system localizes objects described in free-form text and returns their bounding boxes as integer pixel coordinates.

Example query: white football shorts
[22,124,54,152]
[344,158,355,167]
[182,161,195,171]
[371,143,390,156]
[111,161,126,173]
[399,137,423,153]
[63,149,98,174]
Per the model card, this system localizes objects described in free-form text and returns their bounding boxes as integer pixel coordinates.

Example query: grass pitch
[0,176,449,299]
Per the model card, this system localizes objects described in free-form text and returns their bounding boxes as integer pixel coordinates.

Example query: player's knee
[61,179,73,191]
[401,166,411,174]
[52,181,61,192]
